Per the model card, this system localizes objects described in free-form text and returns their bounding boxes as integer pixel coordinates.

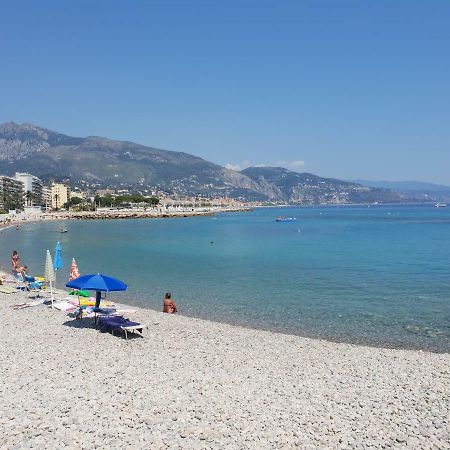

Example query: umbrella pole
[50,280,54,308]
[54,270,57,307]
[95,291,101,309]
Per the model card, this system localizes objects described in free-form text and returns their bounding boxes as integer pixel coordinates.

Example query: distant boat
[276,217,297,222]
[60,228,68,233]
[434,203,447,208]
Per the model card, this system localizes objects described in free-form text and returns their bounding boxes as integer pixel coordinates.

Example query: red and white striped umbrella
[69,258,80,281]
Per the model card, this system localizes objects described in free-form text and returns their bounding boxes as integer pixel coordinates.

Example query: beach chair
[24,275,45,290]
[14,273,45,296]
[12,270,24,283]
[97,315,146,340]
[13,271,29,291]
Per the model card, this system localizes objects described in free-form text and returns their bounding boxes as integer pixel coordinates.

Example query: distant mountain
[0,122,263,199]
[354,179,450,202]
[0,121,408,204]
[242,167,406,204]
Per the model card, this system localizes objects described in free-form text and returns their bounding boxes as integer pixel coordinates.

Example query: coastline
[0,205,251,229]
[0,285,448,448]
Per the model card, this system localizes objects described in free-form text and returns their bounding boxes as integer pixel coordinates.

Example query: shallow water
[2,204,449,352]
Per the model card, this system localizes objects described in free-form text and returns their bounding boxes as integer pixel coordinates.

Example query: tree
[53,193,60,210]
[25,190,33,207]
[63,197,83,209]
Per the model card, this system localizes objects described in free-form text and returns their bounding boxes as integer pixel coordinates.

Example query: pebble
[0,289,449,449]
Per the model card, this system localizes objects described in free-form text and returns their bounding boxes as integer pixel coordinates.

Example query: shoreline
[111,301,450,355]
[2,254,447,355]
[2,264,446,355]
[0,284,448,448]
[1,201,437,229]
[0,205,251,229]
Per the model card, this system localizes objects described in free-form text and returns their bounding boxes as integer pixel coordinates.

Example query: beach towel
[13,299,45,309]
[53,301,77,312]
[69,289,90,298]
[0,286,19,294]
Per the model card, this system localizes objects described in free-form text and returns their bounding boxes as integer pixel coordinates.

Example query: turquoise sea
[1,204,449,353]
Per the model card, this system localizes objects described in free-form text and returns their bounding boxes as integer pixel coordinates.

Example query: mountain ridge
[0,122,407,203]
[354,179,450,202]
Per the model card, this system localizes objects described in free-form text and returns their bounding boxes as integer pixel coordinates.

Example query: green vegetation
[94,194,159,208]
[1,190,24,211]
[64,197,83,208]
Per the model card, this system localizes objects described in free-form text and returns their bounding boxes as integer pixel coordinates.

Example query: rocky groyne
[43,207,250,221]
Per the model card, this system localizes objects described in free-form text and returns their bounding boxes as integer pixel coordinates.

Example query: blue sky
[1,1,449,184]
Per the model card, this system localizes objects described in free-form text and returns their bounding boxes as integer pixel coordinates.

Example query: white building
[14,172,43,206]
[70,190,87,200]
[42,186,52,211]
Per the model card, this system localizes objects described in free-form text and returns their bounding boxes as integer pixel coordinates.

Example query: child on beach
[163,292,178,314]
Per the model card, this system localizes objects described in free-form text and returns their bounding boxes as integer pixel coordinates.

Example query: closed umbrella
[44,250,56,307]
[69,258,80,281]
[54,241,63,269]
[54,241,63,283]
[66,273,127,309]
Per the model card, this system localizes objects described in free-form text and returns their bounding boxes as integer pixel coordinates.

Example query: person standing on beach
[163,292,178,314]
[11,250,19,273]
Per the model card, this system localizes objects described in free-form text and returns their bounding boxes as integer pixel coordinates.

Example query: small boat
[276,216,297,222]
[434,203,447,208]
[60,228,68,233]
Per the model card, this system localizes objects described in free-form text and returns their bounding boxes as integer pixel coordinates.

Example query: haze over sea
[2,204,449,353]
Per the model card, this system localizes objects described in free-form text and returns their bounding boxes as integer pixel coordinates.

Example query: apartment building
[0,176,24,211]
[51,183,70,209]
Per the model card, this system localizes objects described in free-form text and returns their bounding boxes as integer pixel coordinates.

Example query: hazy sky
[1,1,449,184]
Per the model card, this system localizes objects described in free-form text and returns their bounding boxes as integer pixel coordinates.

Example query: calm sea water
[2,204,449,353]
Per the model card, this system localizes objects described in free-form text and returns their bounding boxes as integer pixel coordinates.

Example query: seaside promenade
[0,284,448,449]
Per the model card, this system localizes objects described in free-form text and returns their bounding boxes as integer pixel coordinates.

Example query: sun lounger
[92,306,117,324]
[97,315,146,339]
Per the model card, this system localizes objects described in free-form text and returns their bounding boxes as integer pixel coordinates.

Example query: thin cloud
[225,163,244,171]
[288,160,306,170]
[224,160,252,171]
[275,160,306,171]
[225,159,306,172]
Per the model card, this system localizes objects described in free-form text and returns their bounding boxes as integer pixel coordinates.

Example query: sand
[0,287,449,449]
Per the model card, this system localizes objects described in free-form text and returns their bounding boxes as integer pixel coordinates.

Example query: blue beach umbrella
[66,273,128,308]
[54,241,63,271]
[52,241,63,293]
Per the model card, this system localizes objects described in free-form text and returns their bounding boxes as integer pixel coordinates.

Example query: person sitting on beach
[17,266,28,278]
[163,292,178,314]
[11,265,28,281]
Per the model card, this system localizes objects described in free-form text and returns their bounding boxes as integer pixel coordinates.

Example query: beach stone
[0,288,449,449]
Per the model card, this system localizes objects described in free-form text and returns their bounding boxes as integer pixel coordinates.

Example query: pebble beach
[0,287,449,449]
